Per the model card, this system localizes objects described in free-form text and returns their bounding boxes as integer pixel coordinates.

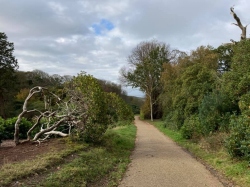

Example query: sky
[0,0,249,97]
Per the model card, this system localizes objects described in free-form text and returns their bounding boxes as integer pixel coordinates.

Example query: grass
[0,142,85,187]
[149,120,250,187]
[0,124,136,187]
[40,124,136,187]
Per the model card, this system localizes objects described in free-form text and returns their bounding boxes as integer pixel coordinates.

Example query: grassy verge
[0,142,86,187]
[0,124,136,187]
[150,120,250,187]
[40,124,136,187]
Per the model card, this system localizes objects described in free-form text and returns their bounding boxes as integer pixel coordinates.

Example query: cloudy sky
[0,0,249,97]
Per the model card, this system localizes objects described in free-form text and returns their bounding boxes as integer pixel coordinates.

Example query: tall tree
[0,32,18,118]
[120,40,171,121]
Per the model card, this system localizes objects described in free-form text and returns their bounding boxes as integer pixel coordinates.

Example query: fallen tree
[14,86,85,145]
[14,72,134,145]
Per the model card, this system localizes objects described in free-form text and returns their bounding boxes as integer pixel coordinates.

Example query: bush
[70,73,109,143]
[139,110,144,120]
[225,115,250,160]
[140,101,151,119]
[180,115,202,140]
[199,92,231,135]
[0,117,33,141]
[164,110,184,130]
[105,92,134,128]
[239,93,250,116]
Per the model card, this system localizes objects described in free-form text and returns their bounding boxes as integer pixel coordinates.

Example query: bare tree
[230,6,248,40]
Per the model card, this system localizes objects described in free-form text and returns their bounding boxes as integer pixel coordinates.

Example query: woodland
[0,31,141,145]
[0,6,250,162]
[120,7,250,161]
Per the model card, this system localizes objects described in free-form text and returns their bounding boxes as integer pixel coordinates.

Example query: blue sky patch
[92,19,114,35]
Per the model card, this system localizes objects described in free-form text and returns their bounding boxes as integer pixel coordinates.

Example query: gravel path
[119,116,224,187]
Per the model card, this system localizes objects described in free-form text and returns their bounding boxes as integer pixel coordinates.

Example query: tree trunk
[14,111,26,144]
[230,7,247,40]
[0,92,5,118]
[149,95,153,121]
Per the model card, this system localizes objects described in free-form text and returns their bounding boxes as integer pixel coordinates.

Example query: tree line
[0,32,142,144]
[120,7,250,160]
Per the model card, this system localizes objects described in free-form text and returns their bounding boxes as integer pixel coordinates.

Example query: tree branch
[230,7,247,40]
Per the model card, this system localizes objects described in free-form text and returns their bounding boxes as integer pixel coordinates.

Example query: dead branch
[14,85,88,145]
[230,7,247,40]
[14,87,45,145]
[44,131,68,137]
[33,117,68,140]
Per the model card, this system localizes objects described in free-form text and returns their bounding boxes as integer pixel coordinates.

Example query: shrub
[164,112,179,130]
[225,115,250,160]
[0,117,33,141]
[139,110,144,120]
[199,92,231,135]
[140,100,151,119]
[70,73,109,143]
[180,115,202,140]
[164,110,185,130]
[239,93,250,116]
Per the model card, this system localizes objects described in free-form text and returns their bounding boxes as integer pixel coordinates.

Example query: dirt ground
[0,139,65,167]
[119,117,228,187]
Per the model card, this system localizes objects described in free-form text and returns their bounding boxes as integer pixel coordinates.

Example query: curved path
[119,117,224,187]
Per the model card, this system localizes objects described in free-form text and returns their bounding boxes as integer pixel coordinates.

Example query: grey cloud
[1,0,250,97]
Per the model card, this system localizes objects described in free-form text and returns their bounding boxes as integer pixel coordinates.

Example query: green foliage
[0,141,85,186]
[0,32,19,118]
[0,117,32,141]
[69,72,134,143]
[225,115,250,160]
[221,40,250,105]
[199,92,231,135]
[120,40,171,120]
[164,110,185,130]
[105,92,134,127]
[42,125,136,187]
[140,97,151,119]
[161,46,219,131]
[180,115,202,140]
[180,63,217,118]
[239,93,250,116]
[140,110,145,120]
[71,72,109,143]
[131,104,140,114]
[215,44,234,72]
